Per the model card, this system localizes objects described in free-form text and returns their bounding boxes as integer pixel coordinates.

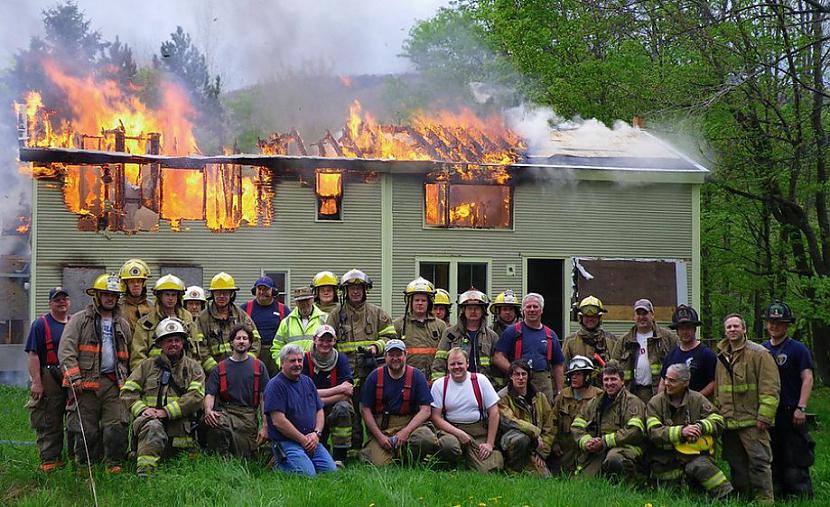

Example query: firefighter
[25,287,72,472]
[58,273,131,472]
[497,359,555,476]
[273,286,328,362]
[761,301,814,499]
[658,305,716,398]
[646,363,732,499]
[120,318,205,477]
[203,324,269,458]
[325,269,396,451]
[393,277,446,380]
[716,313,779,503]
[183,286,207,320]
[570,363,646,481]
[611,299,677,403]
[197,272,261,373]
[242,276,289,377]
[360,339,437,466]
[130,274,207,372]
[432,288,452,324]
[118,258,152,333]
[562,296,618,371]
[302,325,355,464]
[432,289,499,384]
[489,290,522,338]
[493,293,565,401]
[550,355,602,474]
[312,271,339,314]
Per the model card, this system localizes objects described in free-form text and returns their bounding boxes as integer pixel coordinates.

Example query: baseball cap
[251,276,277,295]
[385,339,406,353]
[633,298,654,312]
[49,287,69,300]
[292,286,315,301]
[313,324,336,340]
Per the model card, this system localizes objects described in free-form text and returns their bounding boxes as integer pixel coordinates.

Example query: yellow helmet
[674,435,715,455]
[404,277,435,297]
[577,295,607,317]
[86,273,124,296]
[312,271,339,288]
[489,290,521,315]
[434,288,451,307]
[183,286,207,303]
[209,272,238,292]
[119,258,150,280]
[153,274,186,294]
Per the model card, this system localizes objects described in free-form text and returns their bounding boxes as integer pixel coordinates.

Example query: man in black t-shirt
[658,305,716,398]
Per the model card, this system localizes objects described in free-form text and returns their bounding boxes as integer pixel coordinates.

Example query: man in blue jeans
[264,343,337,476]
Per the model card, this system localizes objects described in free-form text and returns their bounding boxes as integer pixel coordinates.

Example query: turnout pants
[260,342,279,378]
[27,367,68,464]
[134,413,195,471]
[530,371,554,403]
[500,429,550,476]
[325,399,354,453]
[771,407,814,499]
[361,415,438,466]
[549,430,577,475]
[436,421,503,472]
[651,451,732,498]
[723,426,774,503]
[205,404,259,458]
[576,446,640,481]
[69,375,128,466]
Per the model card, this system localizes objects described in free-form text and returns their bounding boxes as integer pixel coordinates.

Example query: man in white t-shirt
[430,347,503,472]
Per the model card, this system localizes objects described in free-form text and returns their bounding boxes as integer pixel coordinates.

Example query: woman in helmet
[432,289,452,325]
[549,355,602,474]
[312,271,339,314]
[393,277,447,379]
[117,258,152,333]
[130,274,206,372]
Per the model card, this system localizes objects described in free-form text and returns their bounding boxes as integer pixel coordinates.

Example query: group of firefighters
[23,260,815,502]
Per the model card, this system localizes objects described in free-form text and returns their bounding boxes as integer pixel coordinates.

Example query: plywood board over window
[572,258,687,321]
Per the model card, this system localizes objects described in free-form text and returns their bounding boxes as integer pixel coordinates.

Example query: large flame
[316,170,343,216]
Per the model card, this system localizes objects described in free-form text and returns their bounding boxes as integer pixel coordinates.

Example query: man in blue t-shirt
[360,339,436,466]
[242,276,289,377]
[762,301,814,499]
[493,293,564,402]
[25,287,72,471]
[658,305,716,397]
[263,343,336,476]
[302,324,355,463]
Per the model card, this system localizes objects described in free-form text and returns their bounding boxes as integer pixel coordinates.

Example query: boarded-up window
[573,258,687,321]
[62,266,106,310]
[425,182,512,228]
[160,266,203,289]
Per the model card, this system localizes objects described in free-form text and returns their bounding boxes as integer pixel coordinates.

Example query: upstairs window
[425,182,512,228]
[316,170,343,220]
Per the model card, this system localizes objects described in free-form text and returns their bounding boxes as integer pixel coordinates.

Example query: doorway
[525,259,565,341]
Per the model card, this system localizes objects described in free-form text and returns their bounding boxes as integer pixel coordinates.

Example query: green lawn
[1,384,826,506]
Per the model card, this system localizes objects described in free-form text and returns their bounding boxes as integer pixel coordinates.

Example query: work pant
[325,399,354,453]
[260,342,279,378]
[350,385,365,450]
[771,407,814,499]
[69,375,128,466]
[722,426,773,503]
[651,452,732,498]
[628,384,655,405]
[548,430,577,475]
[576,446,640,481]
[205,404,259,458]
[435,421,503,472]
[133,413,195,471]
[500,429,550,476]
[530,371,554,403]
[271,440,336,476]
[361,415,438,466]
[26,367,67,464]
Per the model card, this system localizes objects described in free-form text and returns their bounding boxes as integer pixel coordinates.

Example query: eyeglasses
[511,371,528,378]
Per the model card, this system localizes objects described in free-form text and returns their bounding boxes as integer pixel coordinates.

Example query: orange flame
[316,170,343,216]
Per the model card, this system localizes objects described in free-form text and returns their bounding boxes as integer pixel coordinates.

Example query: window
[62,266,106,310]
[416,259,490,302]
[263,271,289,304]
[424,182,512,228]
[316,170,343,220]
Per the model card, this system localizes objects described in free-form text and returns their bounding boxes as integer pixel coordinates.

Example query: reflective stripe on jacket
[714,338,780,428]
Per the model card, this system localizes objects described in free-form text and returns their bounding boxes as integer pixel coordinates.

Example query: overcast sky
[0,0,451,89]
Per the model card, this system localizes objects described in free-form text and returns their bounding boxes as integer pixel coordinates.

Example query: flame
[339,75,353,88]
[426,182,511,228]
[316,170,343,216]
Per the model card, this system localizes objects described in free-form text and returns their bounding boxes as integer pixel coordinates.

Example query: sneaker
[38,461,64,473]
[334,460,345,470]
[107,465,123,474]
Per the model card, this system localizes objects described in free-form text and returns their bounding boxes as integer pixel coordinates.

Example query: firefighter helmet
[566,355,596,377]
[209,272,238,292]
[434,289,451,307]
[404,277,435,297]
[577,295,607,317]
[183,286,207,303]
[669,304,703,329]
[153,274,186,294]
[86,273,123,306]
[154,317,188,344]
[763,301,795,323]
[675,435,715,455]
[340,269,373,289]
[312,271,339,288]
[119,258,150,280]
[489,290,521,315]
[458,289,489,307]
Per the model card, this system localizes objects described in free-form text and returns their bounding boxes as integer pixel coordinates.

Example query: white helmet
[183,286,207,303]
[155,317,188,343]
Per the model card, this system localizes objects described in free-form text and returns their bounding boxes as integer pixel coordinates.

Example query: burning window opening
[425,181,513,229]
[316,170,343,220]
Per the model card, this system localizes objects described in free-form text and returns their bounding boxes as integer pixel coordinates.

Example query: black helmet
[669,305,702,329]
[763,301,795,323]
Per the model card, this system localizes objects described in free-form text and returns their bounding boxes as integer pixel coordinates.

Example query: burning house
[5,67,707,378]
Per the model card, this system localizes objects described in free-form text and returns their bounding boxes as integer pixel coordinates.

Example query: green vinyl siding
[32,177,382,317]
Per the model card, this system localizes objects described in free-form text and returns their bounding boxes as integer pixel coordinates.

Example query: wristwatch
[315,430,323,438]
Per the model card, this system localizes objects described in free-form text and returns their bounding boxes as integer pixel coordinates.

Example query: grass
[1,383,828,506]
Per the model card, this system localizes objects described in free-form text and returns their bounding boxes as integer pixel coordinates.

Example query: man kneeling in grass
[264,344,336,476]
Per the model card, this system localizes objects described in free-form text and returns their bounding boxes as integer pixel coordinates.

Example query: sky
[0,0,451,89]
